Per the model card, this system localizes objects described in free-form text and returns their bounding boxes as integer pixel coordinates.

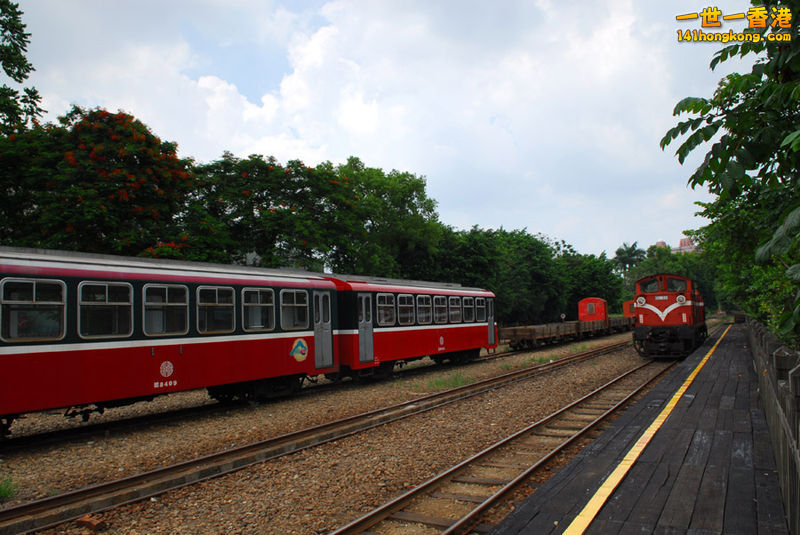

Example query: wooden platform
[490,324,790,534]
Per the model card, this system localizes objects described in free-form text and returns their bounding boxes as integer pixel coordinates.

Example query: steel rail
[0,336,626,451]
[330,359,676,535]
[0,340,629,535]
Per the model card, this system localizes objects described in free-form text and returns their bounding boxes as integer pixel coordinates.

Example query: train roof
[0,247,493,294]
[635,273,694,283]
[327,273,493,295]
[0,246,329,284]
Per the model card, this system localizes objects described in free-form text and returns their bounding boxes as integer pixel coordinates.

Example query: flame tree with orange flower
[0,106,194,256]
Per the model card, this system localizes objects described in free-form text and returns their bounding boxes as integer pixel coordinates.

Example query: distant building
[672,238,698,254]
[650,238,698,254]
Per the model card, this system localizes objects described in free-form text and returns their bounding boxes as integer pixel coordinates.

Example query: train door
[487,298,495,345]
[313,291,333,368]
[357,293,374,363]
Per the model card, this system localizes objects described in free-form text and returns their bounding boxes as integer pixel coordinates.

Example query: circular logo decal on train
[439,336,444,345]
[160,360,174,378]
[290,338,309,362]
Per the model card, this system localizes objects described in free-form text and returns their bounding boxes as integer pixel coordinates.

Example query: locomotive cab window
[144,285,188,336]
[197,286,234,334]
[463,297,475,322]
[666,278,687,292]
[242,288,275,332]
[434,296,448,324]
[1,278,66,342]
[280,289,308,330]
[448,296,462,323]
[640,278,660,293]
[398,294,415,325]
[417,295,432,325]
[79,282,133,339]
[377,293,396,326]
[475,297,486,322]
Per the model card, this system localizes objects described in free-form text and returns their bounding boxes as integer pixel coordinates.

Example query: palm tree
[614,241,646,274]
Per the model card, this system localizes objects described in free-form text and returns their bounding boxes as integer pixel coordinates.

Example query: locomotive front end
[632,274,707,357]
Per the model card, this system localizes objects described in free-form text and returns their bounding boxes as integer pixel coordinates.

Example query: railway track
[0,341,629,535]
[329,358,676,535]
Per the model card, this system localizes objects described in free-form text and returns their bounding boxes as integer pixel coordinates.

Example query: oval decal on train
[290,338,309,362]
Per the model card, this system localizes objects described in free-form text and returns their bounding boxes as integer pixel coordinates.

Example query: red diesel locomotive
[632,273,706,357]
[0,247,496,436]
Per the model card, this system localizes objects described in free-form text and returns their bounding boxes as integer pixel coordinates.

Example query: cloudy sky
[20,0,757,257]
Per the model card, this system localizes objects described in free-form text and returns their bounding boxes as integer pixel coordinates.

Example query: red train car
[578,297,608,324]
[632,273,706,357]
[327,275,496,377]
[622,300,635,320]
[0,247,496,435]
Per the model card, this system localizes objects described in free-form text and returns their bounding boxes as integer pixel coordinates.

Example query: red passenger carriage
[0,248,496,435]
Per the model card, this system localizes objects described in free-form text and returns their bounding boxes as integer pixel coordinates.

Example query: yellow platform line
[563,324,732,534]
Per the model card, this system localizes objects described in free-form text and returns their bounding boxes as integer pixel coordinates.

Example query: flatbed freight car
[500,297,633,350]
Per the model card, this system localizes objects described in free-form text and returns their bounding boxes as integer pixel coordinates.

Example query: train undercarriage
[633,324,708,358]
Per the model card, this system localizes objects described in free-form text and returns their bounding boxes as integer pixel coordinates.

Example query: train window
[448,296,462,323]
[242,288,275,332]
[434,296,448,324]
[587,303,595,315]
[640,278,660,293]
[398,294,415,325]
[280,289,308,330]
[1,278,66,342]
[475,298,486,322]
[143,285,188,336]
[78,282,133,339]
[358,294,372,323]
[463,297,475,322]
[377,293,396,326]
[197,286,234,334]
[666,278,687,292]
[417,295,432,324]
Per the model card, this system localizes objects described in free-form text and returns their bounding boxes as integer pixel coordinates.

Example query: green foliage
[0,106,194,256]
[1,114,630,329]
[613,242,646,275]
[556,249,623,318]
[426,372,472,390]
[661,0,800,342]
[0,0,43,134]
[0,475,17,500]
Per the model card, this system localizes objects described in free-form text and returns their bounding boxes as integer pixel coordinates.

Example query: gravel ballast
[0,334,647,534]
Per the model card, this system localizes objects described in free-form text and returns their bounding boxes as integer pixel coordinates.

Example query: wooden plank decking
[491,324,789,534]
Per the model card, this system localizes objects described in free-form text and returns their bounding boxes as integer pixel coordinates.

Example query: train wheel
[372,361,395,380]
[1,416,13,437]
[633,339,648,357]
[207,385,239,404]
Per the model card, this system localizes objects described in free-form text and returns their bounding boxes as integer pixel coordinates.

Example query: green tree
[329,157,441,278]
[661,0,799,336]
[0,0,43,134]
[0,106,194,256]
[557,251,624,319]
[613,241,646,275]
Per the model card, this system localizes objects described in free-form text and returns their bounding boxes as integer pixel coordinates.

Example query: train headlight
[636,297,646,306]
[676,295,686,304]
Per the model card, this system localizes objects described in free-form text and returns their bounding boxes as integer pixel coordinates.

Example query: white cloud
[22,0,743,256]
